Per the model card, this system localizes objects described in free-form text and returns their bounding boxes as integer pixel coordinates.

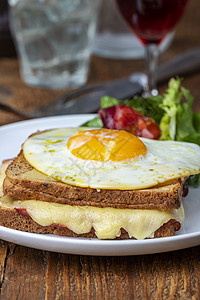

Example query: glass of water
[8,0,99,89]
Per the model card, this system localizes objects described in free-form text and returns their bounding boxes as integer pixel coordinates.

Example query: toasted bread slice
[4,151,183,209]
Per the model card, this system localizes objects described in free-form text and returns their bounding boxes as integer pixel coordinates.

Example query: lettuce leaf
[82,116,103,128]
[101,96,121,108]
[158,78,200,145]
[175,87,200,145]
[159,78,182,140]
[186,174,200,187]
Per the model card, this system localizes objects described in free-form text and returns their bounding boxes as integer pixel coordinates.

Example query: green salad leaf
[176,87,200,145]
[82,116,102,128]
[159,78,200,145]
[100,96,120,108]
[186,174,200,187]
[159,78,182,140]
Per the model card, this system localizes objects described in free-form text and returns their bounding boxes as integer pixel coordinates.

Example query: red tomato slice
[98,104,160,139]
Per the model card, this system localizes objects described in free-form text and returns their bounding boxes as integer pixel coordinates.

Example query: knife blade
[1,47,199,118]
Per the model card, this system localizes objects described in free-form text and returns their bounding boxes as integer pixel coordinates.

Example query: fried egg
[23,127,200,190]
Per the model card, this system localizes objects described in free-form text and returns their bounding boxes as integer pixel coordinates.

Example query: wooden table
[0,1,200,299]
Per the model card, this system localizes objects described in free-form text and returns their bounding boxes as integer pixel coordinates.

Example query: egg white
[22,127,200,190]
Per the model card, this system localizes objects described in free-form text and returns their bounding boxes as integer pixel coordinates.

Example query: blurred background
[0,0,16,57]
[0,0,199,125]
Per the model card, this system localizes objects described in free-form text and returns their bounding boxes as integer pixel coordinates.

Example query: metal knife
[0,47,199,118]
[57,47,200,115]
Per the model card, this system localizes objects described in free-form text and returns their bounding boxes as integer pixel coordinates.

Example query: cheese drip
[0,196,184,240]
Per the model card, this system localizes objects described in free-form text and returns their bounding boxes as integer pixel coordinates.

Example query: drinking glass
[9,0,99,90]
[116,0,189,95]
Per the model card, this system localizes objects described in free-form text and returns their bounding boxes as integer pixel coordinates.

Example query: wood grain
[0,245,199,300]
[0,0,200,299]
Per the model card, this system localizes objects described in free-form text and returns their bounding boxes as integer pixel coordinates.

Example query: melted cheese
[20,169,56,182]
[0,196,184,240]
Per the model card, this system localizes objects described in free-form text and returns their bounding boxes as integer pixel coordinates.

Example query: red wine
[116,0,189,45]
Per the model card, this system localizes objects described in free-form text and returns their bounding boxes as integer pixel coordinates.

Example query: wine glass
[115,0,189,96]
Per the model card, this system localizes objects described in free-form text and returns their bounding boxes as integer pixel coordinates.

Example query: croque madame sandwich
[1,127,200,240]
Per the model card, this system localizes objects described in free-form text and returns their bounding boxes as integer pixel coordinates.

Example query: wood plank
[41,246,200,299]
[0,243,199,299]
[44,252,71,300]
[0,244,48,300]
[0,241,8,292]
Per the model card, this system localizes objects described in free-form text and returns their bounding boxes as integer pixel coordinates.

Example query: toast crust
[4,152,183,210]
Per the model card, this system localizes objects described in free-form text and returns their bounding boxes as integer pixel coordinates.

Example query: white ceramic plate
[0,115,200,256]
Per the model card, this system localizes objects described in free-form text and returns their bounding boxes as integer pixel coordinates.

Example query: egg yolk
[67,129,147,162]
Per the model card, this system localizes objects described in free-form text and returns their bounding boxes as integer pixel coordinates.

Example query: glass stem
[144,43,159,96]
